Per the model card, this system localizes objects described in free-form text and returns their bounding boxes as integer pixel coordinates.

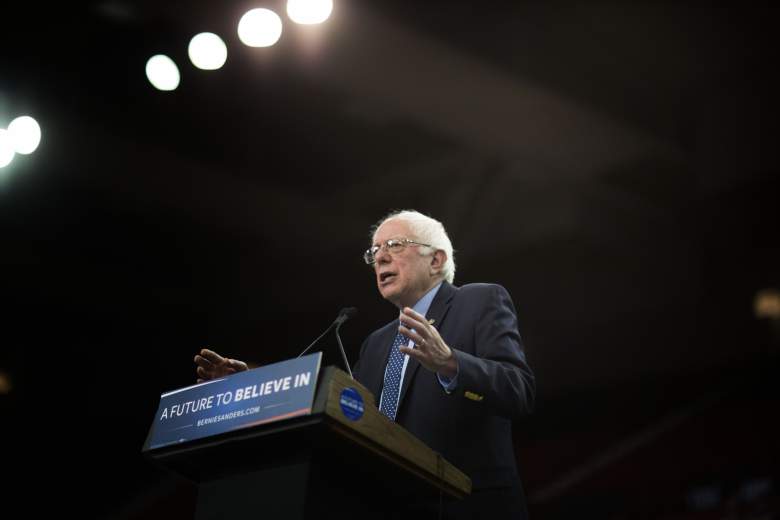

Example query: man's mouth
[379,272,397,286]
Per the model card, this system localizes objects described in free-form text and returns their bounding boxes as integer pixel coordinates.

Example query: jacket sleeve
[450,284,535,420]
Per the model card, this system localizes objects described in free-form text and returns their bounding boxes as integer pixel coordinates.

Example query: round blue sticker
[339,387,365,421]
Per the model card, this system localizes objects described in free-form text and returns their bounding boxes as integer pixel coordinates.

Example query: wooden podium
[146,366,471,519]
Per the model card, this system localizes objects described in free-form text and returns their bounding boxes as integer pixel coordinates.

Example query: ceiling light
[238,8,283,47]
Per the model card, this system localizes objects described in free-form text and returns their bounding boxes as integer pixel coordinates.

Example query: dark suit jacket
[353,281,535,499]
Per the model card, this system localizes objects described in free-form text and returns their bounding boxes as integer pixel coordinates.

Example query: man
[195,210,535,518]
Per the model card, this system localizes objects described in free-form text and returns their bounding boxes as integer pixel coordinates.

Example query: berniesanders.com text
[197,406,261,427]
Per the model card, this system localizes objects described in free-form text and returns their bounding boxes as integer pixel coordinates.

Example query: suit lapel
[397,282,457,409]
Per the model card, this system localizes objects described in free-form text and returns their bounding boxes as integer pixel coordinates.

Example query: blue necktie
[379,332,407,421]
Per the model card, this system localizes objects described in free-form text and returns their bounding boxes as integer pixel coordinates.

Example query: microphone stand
[335,319,354,379]
[297,308,356,379]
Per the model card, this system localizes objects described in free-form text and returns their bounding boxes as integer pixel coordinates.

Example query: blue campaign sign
[143,353,322,451]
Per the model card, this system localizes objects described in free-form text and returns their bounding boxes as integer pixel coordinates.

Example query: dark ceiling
[2,1,778,518]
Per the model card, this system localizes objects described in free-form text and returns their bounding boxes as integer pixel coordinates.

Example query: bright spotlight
[145,55,181,91]
[238,8,283,47]
[0,129,15,168]
[287,0,333,25]
[188,32,228,70]
[8,116,42,155]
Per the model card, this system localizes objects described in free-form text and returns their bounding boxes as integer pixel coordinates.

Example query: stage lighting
[8,116,41,155]
[188,32,228,70]
[287,0,333,25]
[238,8,283,47]
[145,55,181,91]
[0,371,11,394]
[755,289,780,320]
[0,129,15,168]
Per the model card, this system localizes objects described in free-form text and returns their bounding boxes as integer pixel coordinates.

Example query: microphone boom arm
[297,307,357,379]
[335,320,354,379]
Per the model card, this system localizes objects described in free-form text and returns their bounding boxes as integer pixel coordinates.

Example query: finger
[200,349,226,364]
[197,366,210,378]
[399,324,426,348]
[399,344,425,361]
[227,359,249,371]
[197,378,205,384]
[400,310,428,332]
[402,307,427,322]
[401,307,428,325]
[194,355,215,369]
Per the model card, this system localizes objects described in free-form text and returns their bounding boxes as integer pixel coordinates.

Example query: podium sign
[143,352,322,451]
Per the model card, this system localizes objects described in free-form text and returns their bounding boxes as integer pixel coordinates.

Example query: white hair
[371,210,456,284]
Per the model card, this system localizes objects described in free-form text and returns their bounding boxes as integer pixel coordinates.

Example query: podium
[144,363,471,519]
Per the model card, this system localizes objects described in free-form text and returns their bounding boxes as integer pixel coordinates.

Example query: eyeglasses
[363,238,433,265]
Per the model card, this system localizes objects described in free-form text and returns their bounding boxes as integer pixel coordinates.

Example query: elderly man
[195,210,535,518]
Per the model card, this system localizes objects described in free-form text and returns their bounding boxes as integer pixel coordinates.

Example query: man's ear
[430,250,446,274]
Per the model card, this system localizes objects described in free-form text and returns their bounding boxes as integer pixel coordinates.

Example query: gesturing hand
[194,348,248,383]
[398,307,458,378]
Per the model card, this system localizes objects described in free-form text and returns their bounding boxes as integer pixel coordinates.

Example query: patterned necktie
[379,332,407,421]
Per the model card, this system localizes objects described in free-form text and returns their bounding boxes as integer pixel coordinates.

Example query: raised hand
[398,307,458,378]
[194,348,248,383]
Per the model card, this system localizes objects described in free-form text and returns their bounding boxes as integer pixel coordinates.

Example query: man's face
[372,219,436,309]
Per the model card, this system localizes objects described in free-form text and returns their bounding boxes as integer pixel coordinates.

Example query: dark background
[1,1,778,518]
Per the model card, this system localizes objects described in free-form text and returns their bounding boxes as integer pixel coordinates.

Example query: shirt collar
[411,282,443,318]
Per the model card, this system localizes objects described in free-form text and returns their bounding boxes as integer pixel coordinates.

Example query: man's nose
[375,247,391,264]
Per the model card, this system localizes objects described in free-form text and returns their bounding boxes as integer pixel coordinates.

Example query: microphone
[335,307,358,325]
[297,307,358,378]
[335,308,357,379]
